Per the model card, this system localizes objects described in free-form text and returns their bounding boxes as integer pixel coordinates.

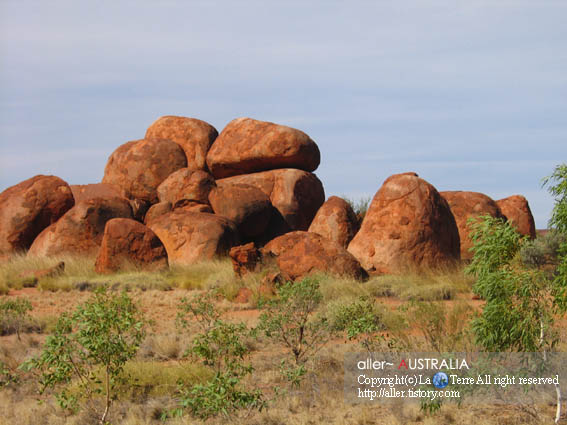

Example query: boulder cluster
[0,116,537,280]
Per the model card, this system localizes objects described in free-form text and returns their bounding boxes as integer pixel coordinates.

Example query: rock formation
[496,195,537,239]
[440,191,503,260]
[308,196,359,248]
[0,175,75,256]
[206,117,320,179]
[348,173,460,273]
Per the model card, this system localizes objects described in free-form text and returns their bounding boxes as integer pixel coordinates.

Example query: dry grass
[0,259,563,425]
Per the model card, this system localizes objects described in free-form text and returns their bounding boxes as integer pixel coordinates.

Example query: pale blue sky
[1,1,566,228]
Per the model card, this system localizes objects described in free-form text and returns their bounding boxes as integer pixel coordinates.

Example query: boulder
[148,210,239,265]
[28,197,133,257]
[440,191,504,260]
[157,168,215,205]
[0,175,75,256]
[18,261,65,286]
[263,231,368,281]
[348,173,460,273]
[102,138,187,204]
[209,183,272,238]
[229,242,261,277]
[70,183,122,203]
[496,195,537,239]
[217,169,325,237]
[71,183,148,221]
[95,218,168,273]
[308,196,359,248]
[206,117,321,178]
[145,116,218,171]
[144,202,172,225]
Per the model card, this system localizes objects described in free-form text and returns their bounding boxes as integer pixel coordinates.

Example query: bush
[0,297,33,340]
[22,287,146,424]
[257,277,332,366]
[173,291,264,419]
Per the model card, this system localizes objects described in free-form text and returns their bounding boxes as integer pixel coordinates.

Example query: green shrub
[22,287,146,424]
[172,291,264,419]
[257,277,332,366]
[0,297,33,340]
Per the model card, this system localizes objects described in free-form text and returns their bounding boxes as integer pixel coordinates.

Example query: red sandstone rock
[28,197,133,257]
[308,196,359,248]
[263,231,368,281]
[440,191,503,260]
[145,116,218,171]
[0,175,75,255]
[95,218,168,273]
[348,173,460,273]
[102,138,187,204]
[206,117,320,178]
[229,242,261,276]
[70,183,122,203]
[147,210,239,265]
[209,183,272,238]
[217,169,325,237]
[157,168,215,205]
[496,195,536,239]
[71,183,148,222]
[234,287,253,304]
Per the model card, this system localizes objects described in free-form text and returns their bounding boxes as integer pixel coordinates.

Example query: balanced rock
[209,183,272,238]
[308,196,359,248]
[148,210,239,265]
[0,175,75,256]
[28,197,133,257]
[95,218,168,273]
[102,138,187,204]
[440,191,503,260]
[157,168,215,205]
[263,231,368,281]
[206,117,321,179]
[145,116,218,171]
[217,169,325,236]
[496,195,536,239]
[348,173,460,273]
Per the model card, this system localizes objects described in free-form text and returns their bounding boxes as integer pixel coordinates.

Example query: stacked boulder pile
[0,115,537,281]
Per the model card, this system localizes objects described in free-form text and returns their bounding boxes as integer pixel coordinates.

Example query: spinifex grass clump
[0,297,33,340]
[22,287,146,425]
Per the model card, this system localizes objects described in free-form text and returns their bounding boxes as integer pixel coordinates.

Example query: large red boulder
[209,183,272,239]
[496,195,537,239]
[95,218,168,273]
[263,231,368,281]
[156,168,215,205]
[440,191,504,260]
[71,183,148,222]
[147,210,239,265]
[102,138,187,204]
[145,116,218,171]
[348,173,460,273]
[0,175,75,256]
[206,118,321,179]
[217,169,325,236]
[28,197,133,257]
[308,196,359,248]
[70,183,122,203]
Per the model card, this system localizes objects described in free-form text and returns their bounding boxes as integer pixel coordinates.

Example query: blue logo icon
[432,372,449,389]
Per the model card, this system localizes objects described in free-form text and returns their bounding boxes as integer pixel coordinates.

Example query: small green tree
[465,215,555,352]
[173,292,264,419]
[23,287,146,425]
[0,297,33,341]
[257,277,331,366]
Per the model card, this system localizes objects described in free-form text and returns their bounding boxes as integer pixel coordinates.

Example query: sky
[1,1,565,229]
